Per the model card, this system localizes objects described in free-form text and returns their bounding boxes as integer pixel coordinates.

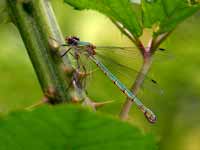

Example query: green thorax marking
[77,41,91,46]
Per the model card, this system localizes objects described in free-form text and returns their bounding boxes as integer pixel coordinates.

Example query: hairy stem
[7,0,72,103]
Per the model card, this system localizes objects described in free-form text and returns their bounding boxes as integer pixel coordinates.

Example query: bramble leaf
[0,105,157,150]
[64,0,142,38]
[141,0,200,35]
[64,0,200,37]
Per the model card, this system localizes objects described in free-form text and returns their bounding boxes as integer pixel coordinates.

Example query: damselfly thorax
[65,36,96,57]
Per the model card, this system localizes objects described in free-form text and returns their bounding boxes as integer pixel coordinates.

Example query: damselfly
[60,36,158,123]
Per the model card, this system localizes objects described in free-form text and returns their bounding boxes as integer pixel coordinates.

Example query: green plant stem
[7,0,72,103]
[151,32,171,53]
[119,29,171,120]
[119,55,152,120]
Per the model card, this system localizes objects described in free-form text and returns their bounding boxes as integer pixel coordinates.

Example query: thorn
[71,96,83,103]
[82,97,96,111]
[25,97,48,110]
[82,98,114,110]
[93,100,115,108]
[48,37,60,52]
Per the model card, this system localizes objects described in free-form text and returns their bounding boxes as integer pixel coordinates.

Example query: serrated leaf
[0,105,157,150]
[64,0,142,38]
[141,0,200,34]
[158,1,200,34]
[141,0,166,27]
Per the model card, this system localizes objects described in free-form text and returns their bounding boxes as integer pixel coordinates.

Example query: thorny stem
[7,0,72,103]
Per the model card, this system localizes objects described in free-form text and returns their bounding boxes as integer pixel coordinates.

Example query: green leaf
[0,105,157,150]
[63,0,200,38]
[0,0,10,24]
[141,0,200,35]
[141,0,167,28]
[158,1,200,34]
[64,0,142,38]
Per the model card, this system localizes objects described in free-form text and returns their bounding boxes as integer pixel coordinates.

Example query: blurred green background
[0,0,200,150]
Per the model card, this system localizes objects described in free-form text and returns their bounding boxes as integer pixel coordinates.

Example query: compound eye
[72,36,80,41]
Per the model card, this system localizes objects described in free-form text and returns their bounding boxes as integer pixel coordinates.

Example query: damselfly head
[65,36,80,46]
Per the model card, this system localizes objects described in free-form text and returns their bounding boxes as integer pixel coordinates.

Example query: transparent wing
[96,46,139,52]
[96,46,173,64]
[96,46,140,55]
[96,46,142,66]
[153,48,175,62]
[141,78,164,96]
[95,53,164,96]
[59,44,167,97]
